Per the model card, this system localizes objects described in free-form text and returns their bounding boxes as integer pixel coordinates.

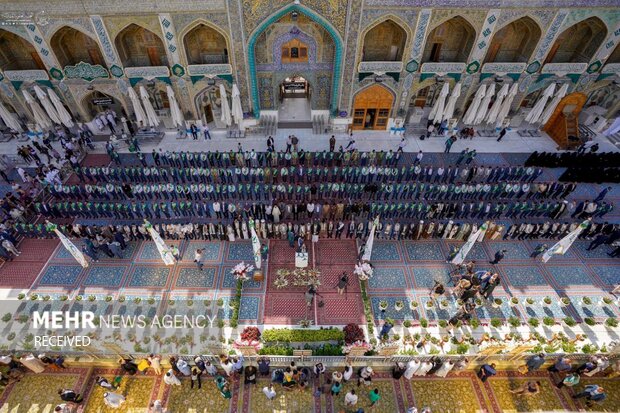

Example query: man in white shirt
[345,389,358,406]
[263,383,276,400]
[163,369,181,386]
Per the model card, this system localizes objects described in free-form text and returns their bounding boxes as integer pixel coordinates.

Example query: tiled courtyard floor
[0,367,617,412]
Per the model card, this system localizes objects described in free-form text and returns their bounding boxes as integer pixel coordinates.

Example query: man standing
[444,136,455,153]
[203,124,211,140]
[496,127,507,142]
[594,186,612,202]
[530,244,548,258]
[489,249,507,265]
[329,135,336,152]
[194,248,204,270]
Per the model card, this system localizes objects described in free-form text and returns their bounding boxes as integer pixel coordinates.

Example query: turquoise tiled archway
[247,4,344,117]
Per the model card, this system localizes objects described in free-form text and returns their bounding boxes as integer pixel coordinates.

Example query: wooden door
[147,47,161,66]
[352,84,394,130]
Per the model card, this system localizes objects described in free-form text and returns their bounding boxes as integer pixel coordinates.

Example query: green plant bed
[262,327,344,343]
[360,280,375,335]
[258,342,344,356]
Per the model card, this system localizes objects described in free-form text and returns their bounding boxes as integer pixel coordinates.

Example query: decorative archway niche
[0,29,45,71]
[422,16,476,63]
[182,23,229,65]
[483,17,542,64]
[193,82,230,128]
[351,84,395,130]
[544,17,608,64]
[81,90,127,120]
[361,19,407,62]
[247,4,344,117]
[114,24,169,67]
[50,26,106,68]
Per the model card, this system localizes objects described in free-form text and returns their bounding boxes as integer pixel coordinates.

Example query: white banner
[362,217,379,262]
[451,222,488,265]
[249,219,262,270]
[144,220,175,266]
[542,220,590,263]
[47,222,88,268]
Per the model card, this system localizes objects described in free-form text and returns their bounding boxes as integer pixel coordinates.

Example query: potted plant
[528,318,540,328]
[105,296,113,302]
[133,297,141,304]
[560,297,571,307]
[420,318,428,328]
[403,320,412,328]
[605,317,618,328]
[409,300,419,311]
[438,320,448,328]
[509,297,519,307]
[118,295,126,303]
[584,317,596,326]
[425,300,435,309]
[581,297,592,306]
[601,297,614,306]
[508,316,521,328]
[542,296,552,306]
[17,293,25,300]
[474,298,483,307]
[216,298,224,308]
[543,316,555,327]
[379,300,389,312]
[563,317,577,327]
[469,318,480,330]
[394,300,404,312]
[490,318,503,328]
[492,298,503,308]
[439,299,449,309]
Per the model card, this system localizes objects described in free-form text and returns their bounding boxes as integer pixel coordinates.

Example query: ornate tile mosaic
[574,240,615,260]
[127,266,171,288]
[410,265,451,289]
[474,295,515,320]
[570,296,618,320]
[221,266,262,289]
[368,267,408,290]
[419,295,456,320]
[371,241,402,261]
[38,265,83,286]
[238,296,260,320]
[501,265,549,287]
[83,265,127,287]
[404,241,445,261]
[182,242,221,261]
[174,266,217,289]
[226,242,254,262]
[54,239,85,259]
[589,265,620,286]
[545,265,595,286]
[487,241,532,260]
[445,241,489,261]
[521,297,570,320]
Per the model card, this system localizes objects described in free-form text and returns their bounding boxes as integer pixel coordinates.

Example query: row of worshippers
[50,180,575,203]
[32,198,612,222]
[70,163,546,186]
[526,151,620,168]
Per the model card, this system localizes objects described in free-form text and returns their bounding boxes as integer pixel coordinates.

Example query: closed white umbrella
[47,88,74,128]
[462,84,486,125]
[525,83,555,124]
[429,82,450,124]
[219,84,232,127]
[166,85,184,128]
[539,83,569,125]
[127,88,147,127]
[0,101,23,132]
[22,89,52,130]
[139,86,160,127]
[33,85,61,125]
[473,83,495,125]
[485,83,509,125]
[442,82,461,122]
[495,82,519,127]
[231,84,244,126]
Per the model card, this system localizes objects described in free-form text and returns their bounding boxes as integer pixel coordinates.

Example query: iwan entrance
[278,76,311,127]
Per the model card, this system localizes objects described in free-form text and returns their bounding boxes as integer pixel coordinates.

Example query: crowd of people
[525,151,620,183]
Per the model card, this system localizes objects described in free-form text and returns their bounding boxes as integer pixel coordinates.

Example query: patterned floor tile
[54,239,85,259]
[165,376,232,413]
[545,265,595,286]
[174,266,217,289]
[248,378,314,413]
[502,265,549,287]
[315,239,358,265]
[445,241,489,262]
[0,261,46,288]
[138,241,181,261]
[574,377,620,412]
[332,379,401,413]
[263,292,313,324]
[404,241,445,261]
[182,241,221,261]
[410,265,451,289]
[487,241,533,260]
[317,292,365,325]
[84,374,155,412]
[371,296,414,320]
[574,240,616,260]
[227,241,254,262]
[410,377,486,413]
[83,265,127,287]
[521,297,571,319]
[368,267,408,290]
[570,295,618,319]
[474,152,507,166]
[238,295,260,320]
[38,264,83,286]
[474,295,516,320]
[371,241,402,261]
[127,265,171,288]
[221,266,262,289]
[487,376,565,412]
[0,373,81,412]
[418,296,456,321]
[589,264,620,286]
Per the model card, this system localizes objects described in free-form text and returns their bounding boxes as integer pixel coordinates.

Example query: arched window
[281,39,309,63]
[50,26,105,67]
[544,17,607,64]
[183,23,228,65]
[362,20,407,61]
[115,24,169,67]
[484,17,542,64]
[0,29,45,70]
[422,16,476,63]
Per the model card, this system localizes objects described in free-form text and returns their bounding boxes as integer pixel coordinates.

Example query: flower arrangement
[394,300,404,311]
[582,297,592,306]
[560,297,571,307]
[298,319,313,328]
[233,326,262,351]
[542,296,552,306]
[231,262,254,281]
[343,323,365,345]
[379,300,389,311]
[273,268,322,289]
[354,262,374,280]
[510,297,519,306]
[409,300,419,310]
[342,340,372,354]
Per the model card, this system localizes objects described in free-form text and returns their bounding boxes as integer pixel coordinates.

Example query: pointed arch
[247,3,344,117]
[114,23,169,67]
[351,83,396,130]
[422,16,476,64]
[180,20,231,65]
[50,26,106,67]
[361,16,410,62]
[544,16,608,64]
[0,28,45,71]
[483,16,542,64]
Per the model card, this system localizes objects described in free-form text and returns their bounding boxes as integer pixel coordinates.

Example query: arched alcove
[484,17,542,64]
[362,20,407,61]
[544,17,607,64]
[115,24,169,67]
[422,16,476,63]
[183,23,229,65]
[0,29,45,70]
[50,26,106,67]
